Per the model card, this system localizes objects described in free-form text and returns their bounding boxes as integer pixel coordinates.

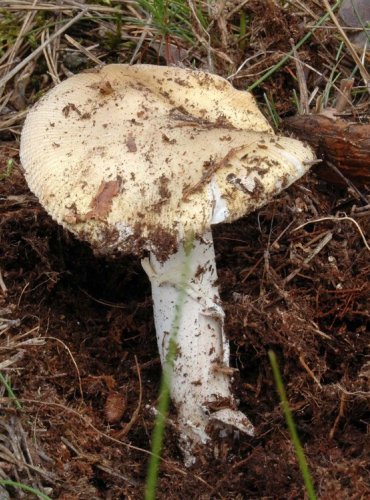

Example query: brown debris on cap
[20,64,313,260]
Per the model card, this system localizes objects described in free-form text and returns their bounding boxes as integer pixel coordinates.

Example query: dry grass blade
[284,231,333,283]
[290,38,309,114]
[60,436,139,487]
[65,34,102,65]
[41,28,60,85]
[187,0,214,69]
[129,13,153,65]
[322,0,370,89]
[1,317,44,368]
[293,216,370,252]
[0,2,36,72]
[0,415,54,498]
[41,336,85,405]
[0,8,87,90]
[114,355,142,438]
[2,1,120,14]
[0,270,7,294]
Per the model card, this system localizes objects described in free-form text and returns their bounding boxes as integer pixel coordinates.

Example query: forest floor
[0,1,369,498]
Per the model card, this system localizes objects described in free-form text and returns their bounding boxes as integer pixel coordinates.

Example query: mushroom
[20,64,314,462]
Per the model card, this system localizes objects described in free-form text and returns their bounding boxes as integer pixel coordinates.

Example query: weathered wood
[285,113,370,186]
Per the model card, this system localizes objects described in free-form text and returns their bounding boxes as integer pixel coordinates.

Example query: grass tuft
[136,0,195,44]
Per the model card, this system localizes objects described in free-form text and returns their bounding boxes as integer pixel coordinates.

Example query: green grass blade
[292,88,300,112]
[144,234,194,500]
[268,350,316,500]
[137,0,194,42]
[238,10,247,51]
[0,159,14,181]
[0,372,22,409]
[0,480,51,500]
[248,0,342,91]
[263,92,281,128]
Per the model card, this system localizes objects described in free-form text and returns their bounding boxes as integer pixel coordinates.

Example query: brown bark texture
[285,113,370,186]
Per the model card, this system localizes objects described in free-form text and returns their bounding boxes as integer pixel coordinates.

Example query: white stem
[142,230,253,464]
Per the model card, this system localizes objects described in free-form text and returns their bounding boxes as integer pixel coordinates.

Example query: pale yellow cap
[20,64,314,259]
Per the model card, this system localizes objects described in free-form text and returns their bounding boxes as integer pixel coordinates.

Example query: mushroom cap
[21,64,314,259]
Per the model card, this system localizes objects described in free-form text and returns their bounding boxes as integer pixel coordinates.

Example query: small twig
[0,0,36,75]
[0,8,87,90]
[0,110,28,130]
[353,203,370,214]
[226,0,250,20]
[227,51,266,80]
[78,287,127,308]
[293,216,370,253]
[335,78,354,113]
[322,0,370,90]
[334,383,370,398]
[329,392,346,439]
[17,282,29,308]
[187,0,215,71]
[65,34,102,66]
[41,28,61,85]
[0,317,21,333]
[61,436,139,486]
[0,269,7,295]
[308,320,332,340]
[290,38,309,114]
[115,355,143,439]
[242,221,295,283]
[327,161,368,204]
[18,398,212,489]
[129,14,153,65]
[304,159,322,166]
[299,355,322,388]
[285,231,333,283]
[0,351,26,371]
[3,2,119,13]
[248,0,343,91]
[21,397,151,454]
[291,0,319,20]
[41,336,84,405]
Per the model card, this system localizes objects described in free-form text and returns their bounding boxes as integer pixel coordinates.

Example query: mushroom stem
[142,230,254,463]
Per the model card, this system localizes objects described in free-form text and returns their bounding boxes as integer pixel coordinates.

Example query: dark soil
[1,139,369,499]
